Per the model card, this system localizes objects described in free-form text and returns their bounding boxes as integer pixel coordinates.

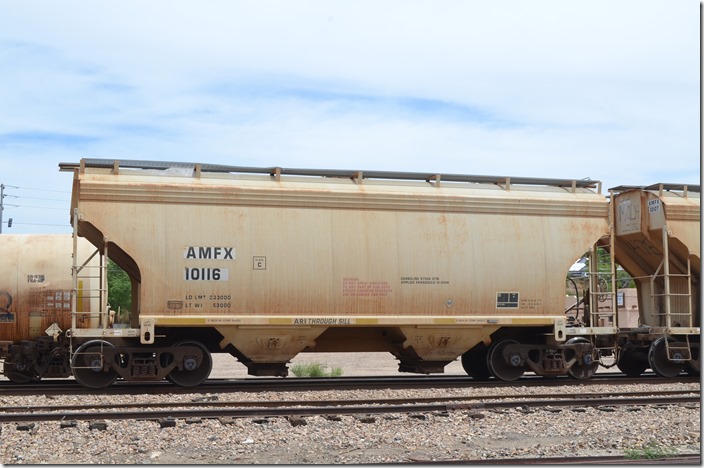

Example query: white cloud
[0,0,698,234]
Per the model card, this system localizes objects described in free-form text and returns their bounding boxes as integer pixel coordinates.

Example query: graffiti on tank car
[0,291,15,322]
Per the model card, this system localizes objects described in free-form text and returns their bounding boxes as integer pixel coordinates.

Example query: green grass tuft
[624,442,677,460]
[290,362,343,377]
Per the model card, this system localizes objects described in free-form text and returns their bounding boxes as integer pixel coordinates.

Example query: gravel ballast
[0,383,699,464]
[0,353,700,464]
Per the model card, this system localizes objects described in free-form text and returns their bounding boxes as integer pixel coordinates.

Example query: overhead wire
[2,184,71,230]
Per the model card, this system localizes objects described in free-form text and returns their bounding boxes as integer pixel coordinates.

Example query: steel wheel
[487,339,524,381]
[617,348,648,377]
[461,346,491,380]
[72,340,118,389]
[566,338,599,380]
[167,340,212,387]
[684,346,700,375]
[3,355,37,383]
[648,338,685,378]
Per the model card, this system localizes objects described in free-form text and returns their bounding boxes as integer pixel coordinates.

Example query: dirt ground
[209,351,466,378]
[208,352,623,378]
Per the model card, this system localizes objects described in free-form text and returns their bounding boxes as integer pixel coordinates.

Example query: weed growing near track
[624,442,677,460]
[290,362,343,377]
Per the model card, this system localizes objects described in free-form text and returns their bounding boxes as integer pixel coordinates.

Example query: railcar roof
[609,183,700,193]
[59,158,601,190]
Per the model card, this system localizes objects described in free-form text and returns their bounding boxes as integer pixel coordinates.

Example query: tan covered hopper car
[58,158,620,388]
[609,184,700,377]
[0,234,99,382]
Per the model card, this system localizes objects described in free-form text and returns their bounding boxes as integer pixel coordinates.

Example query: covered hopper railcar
[609,184,700,377]
[50,159,699,388]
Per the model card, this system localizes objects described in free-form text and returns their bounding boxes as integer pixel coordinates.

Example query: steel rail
[0,373,697,397]
[0,394,698,424]
[0,389,697,413]
[407,453,702,465]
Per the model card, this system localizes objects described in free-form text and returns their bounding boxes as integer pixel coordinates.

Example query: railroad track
[0,372,698,396]
[0,389,698,424]
[408,453,702,465]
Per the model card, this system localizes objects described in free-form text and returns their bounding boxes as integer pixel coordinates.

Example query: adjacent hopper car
[609,184,700,377]
[0,159,698,388]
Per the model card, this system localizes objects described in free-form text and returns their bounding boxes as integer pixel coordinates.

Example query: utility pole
[1,184,4,234]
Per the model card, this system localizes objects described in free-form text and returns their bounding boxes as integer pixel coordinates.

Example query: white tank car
[0,234,99,382]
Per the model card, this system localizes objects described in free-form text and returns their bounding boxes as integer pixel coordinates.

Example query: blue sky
[0,0,699,234]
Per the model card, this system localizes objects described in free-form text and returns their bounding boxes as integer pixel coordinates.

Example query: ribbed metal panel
[76,180,609,217]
